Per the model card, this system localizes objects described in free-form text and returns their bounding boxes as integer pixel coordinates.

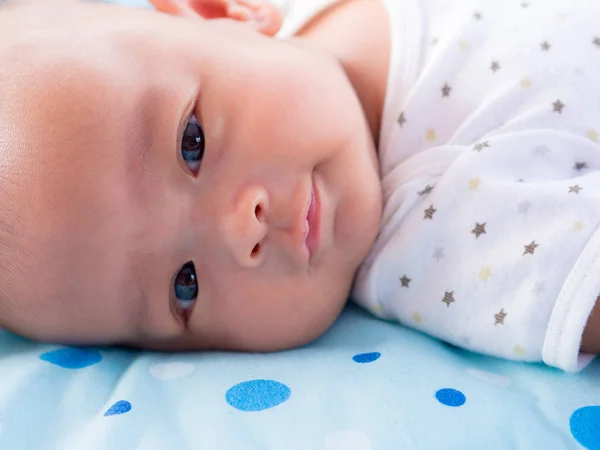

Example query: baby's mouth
[304,179,321,262]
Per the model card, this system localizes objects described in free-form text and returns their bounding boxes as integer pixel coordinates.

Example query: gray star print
[518,201,531,214]
[532,281,545,294]
[418,185,435,196]
[398,112,407,126]
[433,247,446,261]
[441,83,452,97]
[553,100,565,113]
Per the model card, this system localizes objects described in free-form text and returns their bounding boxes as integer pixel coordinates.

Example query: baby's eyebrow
[130,89,160,177]
[122,86,166,207]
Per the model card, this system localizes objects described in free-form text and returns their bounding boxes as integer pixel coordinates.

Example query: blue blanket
[0,305,598,449]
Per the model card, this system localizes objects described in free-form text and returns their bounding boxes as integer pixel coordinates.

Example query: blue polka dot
[40,348,102,369]
[435,388,466,407]
[226,379,291,412]
[104,400,132,417]
[352,352,381,363]
[571,406,600,449]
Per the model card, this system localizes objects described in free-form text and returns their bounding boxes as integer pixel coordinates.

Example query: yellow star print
[412,312,422,324]
[574,220,586,231]
[468,177,481,190]
[520,76,531,88]
[459,40,469,51]
[588,129,598,142]
[514,346,526,356]
[372,304,383,314]
[479,266,492,280]
[426,128,436,142]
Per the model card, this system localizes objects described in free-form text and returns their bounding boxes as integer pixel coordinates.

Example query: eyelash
[178,103,204,176]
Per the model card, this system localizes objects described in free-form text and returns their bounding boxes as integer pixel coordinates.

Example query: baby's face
[0,0,382,351]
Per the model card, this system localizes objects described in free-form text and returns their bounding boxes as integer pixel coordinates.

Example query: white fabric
[274,0,340,37]
[278,0,600,372]
[352,0,600,372]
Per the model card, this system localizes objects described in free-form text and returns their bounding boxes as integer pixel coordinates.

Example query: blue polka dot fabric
[0,305,598,450]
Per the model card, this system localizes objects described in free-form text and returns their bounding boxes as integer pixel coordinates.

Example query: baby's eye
[174,261,198,311]
[181,115,205,173]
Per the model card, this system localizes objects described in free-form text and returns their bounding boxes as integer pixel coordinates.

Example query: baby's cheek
[581,297,600,354]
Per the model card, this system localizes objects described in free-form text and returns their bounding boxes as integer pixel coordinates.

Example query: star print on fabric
[398,111,406,127]
[540,41,551,51]
[468,177,481,190]
[518,201,531,214]
[520,76,531,88]
[433,247,446,261]
[426,128,436,142]
[557,12,567,21]
[574,220,586,231]
[494,309,507,325]
[521,2,529,7]
[532,281,545,294]
[534,145,550,155]
[593,36,600,47]
[516,178,525,183]
[459,40,469,51]
[473,12,482,20]
[479,266,492,280]
[523,240,539,255]
[424,205,437,220]
[569,185,582,194]
[442,291,455,307]
[490,61,500,73]
[514,345,526,356]
[371,304,383,314]
[588,129,598,142]
[441,83,452,97]
[400,275,411,288]
[552,99,565,113]
[418,185,434,196]
[473,141,490,152]
[471,222,487,238]
[574,162,588,171]
[412,312,422,324]
[431,37,439,46]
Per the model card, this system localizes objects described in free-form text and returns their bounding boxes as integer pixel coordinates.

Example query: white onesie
[278,0,600,372]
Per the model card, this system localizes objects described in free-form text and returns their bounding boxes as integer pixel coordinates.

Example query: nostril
[255,204,263,221]
[251,243,260,258]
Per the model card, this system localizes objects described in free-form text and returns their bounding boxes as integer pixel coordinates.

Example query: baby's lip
[303,178,321,264]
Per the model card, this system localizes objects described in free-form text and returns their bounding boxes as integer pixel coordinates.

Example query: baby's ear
[149,0,283,36]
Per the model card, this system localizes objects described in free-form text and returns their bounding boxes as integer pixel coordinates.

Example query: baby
[0,0,598,373]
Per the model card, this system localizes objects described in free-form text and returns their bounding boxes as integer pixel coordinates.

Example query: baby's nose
[221,185,269,268]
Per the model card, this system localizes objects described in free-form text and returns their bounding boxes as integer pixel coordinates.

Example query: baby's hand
[151,0,283,36]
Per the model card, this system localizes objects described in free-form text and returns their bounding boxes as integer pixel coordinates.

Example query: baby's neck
[294,0,391,146]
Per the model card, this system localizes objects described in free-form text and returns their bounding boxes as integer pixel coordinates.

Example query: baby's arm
[582,300,600,353]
